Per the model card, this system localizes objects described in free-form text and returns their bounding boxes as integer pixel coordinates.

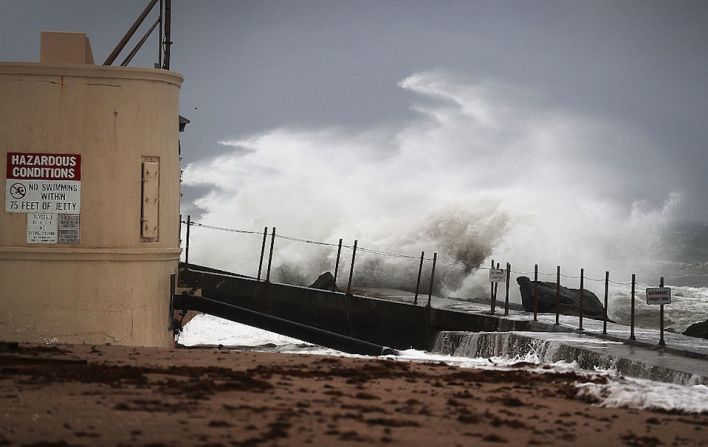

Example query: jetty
[176,263,708,385]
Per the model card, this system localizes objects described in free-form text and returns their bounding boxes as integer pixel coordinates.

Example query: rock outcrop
[683,320,708,339]
[309,272,338,291]
[516,276,607,320]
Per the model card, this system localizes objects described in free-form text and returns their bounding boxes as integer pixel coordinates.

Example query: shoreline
[1,342,706,446]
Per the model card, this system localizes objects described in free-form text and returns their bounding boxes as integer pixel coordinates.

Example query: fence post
[414,251,424,306]
[427,253,437,307]
[257,226,268,281]
[504,262,511,316]
[266,227,276,282]
[346,240,357,295]
[533,264,538,321]
[555,266,560,325]
[659,276,665,347]
[629,273,636,341]
[603,271,609,335]
[332,238,343,291]
[579,268,584,331]
[489,259,495,312]
[185,215,191,269]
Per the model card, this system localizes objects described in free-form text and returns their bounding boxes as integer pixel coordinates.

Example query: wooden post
[185,215,191,269]
[414,251,424,306]
[630,273,636,341]
[257,226,268,281]
[504,263,511,316]
[579,268,584,331]
[555,266,560,325]
[427,253,437,307]
[603,271,609,335]
[266,227,276,282]
[346,240,358,295]
[332,238,343,291]
[533,264,538,321]
[659,276,665,347]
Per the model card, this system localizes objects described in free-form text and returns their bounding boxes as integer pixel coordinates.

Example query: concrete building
[0,32,183,347]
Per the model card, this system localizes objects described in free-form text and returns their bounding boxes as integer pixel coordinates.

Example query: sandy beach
[0,342,706,446]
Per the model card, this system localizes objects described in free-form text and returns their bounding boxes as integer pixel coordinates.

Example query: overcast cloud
[1,0,707,221]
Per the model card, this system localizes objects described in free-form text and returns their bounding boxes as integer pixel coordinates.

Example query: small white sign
[489,268,506,283]
[58,214,80,244]
[27,213,58,243]
[646,287,671,305]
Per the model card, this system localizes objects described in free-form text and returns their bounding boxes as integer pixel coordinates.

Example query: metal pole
[346,240,358,295]
[603,271,609,335]
[504,262,511,316]
[533,264,538,321]
[332,238,343,291]
[162,0,172,69]
[414,251,424,306]
[555,266,560,325]
[185,215,191,269]
[659,276,665,347]
[257,226,268,281]
[630,273,636,341]
[265,227,276,282]
[579,268,584,331]
[426,253,437,307]
[158,0,163,67]
[104,0,159,65]
[120,17,160,66]
[489,259,495,313]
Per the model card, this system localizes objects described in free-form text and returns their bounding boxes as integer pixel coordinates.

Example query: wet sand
[0,342,706,446]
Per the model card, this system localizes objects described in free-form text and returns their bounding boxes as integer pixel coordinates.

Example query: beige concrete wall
[40,32,94,64]
[0,63,183,347]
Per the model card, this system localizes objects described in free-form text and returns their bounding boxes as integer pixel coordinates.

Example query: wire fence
[182,218,652,285]
[180,216,672,346]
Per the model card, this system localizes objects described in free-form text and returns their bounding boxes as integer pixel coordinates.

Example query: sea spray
[183,71,688,310]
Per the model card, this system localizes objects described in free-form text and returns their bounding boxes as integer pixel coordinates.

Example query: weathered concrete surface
[179,267,539,350]
[433,331,708,385]
[0,63,182,348]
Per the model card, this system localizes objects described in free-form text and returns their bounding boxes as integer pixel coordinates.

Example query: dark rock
[683,320,708,339]
[516,276,607,320]
[309,272,338,291]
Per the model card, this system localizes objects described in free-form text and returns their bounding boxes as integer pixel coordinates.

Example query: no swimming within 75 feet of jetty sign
[5,152,81,214]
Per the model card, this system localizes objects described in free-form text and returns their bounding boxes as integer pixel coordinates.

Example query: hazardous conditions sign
[5,152,81,214]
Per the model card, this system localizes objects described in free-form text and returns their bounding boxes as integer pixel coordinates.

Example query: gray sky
[2,0,707,221]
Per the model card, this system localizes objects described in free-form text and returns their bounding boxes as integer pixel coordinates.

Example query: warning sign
[5,152,81,214]
[645,287,671,305]
[489,268,506,283]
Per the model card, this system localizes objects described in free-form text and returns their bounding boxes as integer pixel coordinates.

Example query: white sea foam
[178,314,303,347]
[576,378,708,414]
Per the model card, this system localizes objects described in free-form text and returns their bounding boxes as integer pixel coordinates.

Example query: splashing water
[183,71,706,328]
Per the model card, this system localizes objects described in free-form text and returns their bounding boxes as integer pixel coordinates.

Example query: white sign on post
[489,268,506,283]
[645,287,671,305]
[5,152,81,214]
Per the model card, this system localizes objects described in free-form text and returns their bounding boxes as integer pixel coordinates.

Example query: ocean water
[178,314,708,414]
